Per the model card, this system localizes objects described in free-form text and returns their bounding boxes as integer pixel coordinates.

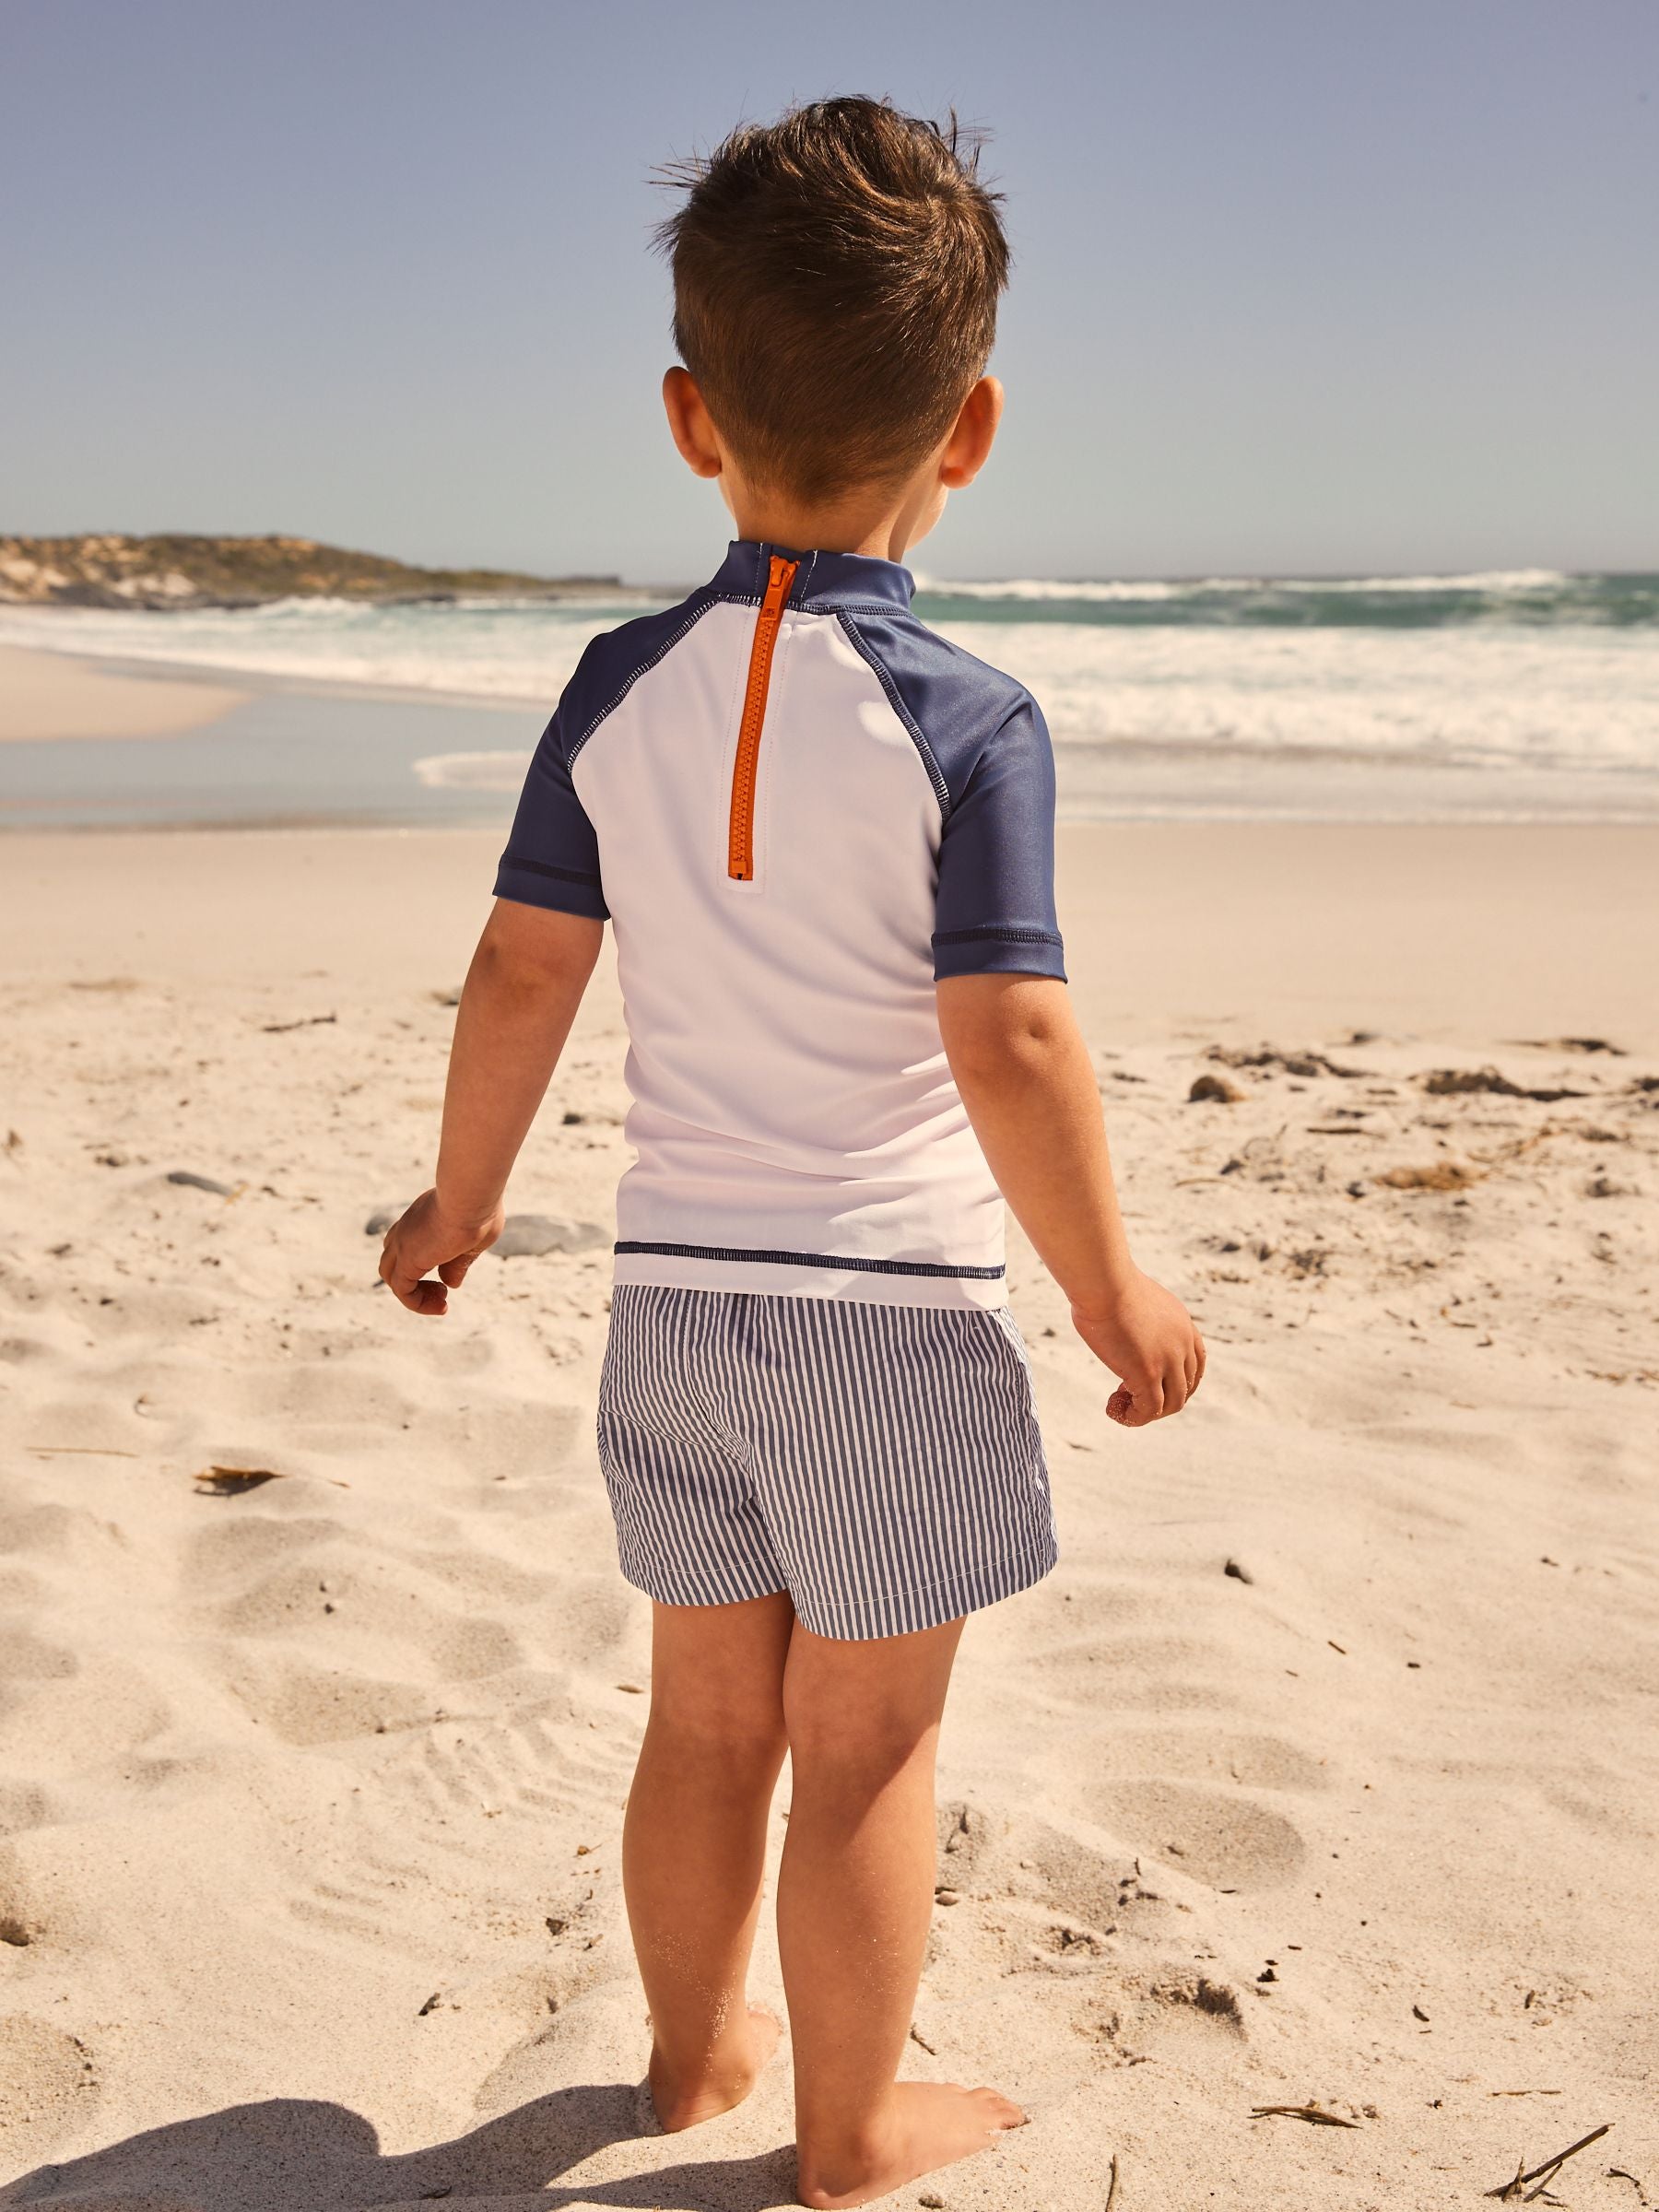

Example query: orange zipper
[727,553,797,880]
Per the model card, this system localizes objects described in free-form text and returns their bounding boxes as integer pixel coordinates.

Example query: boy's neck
[726,482,935,567]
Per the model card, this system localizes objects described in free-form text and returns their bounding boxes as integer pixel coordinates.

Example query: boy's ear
[939,376,1003,490]
[663,367,724,480]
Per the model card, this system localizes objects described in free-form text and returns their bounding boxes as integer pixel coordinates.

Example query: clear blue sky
[4,0,1655,582]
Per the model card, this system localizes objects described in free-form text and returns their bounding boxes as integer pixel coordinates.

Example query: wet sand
[0,642,246,743]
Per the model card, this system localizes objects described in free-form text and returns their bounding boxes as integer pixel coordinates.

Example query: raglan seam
[834,611,953,818]
[567,595,720,765]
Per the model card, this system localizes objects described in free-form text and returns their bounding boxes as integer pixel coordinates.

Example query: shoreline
[0,632,540,722]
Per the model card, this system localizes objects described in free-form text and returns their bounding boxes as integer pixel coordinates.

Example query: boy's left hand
[379,1190,504,1315]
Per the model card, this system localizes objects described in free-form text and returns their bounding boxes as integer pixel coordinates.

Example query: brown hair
[656,96,1009,503]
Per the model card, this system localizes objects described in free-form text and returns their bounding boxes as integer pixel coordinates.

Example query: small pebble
[492,1214,607,1260]
[1189,1073,1246,1104]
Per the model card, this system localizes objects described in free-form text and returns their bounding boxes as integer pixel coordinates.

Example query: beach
[2,663,1657,2211]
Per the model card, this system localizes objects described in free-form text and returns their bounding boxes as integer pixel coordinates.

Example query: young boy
[381,96,1203,2209]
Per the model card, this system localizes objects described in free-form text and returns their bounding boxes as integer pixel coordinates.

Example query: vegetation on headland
[0,534,622,610]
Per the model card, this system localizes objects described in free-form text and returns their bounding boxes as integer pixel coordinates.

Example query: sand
[1,821,1655,2211]
[0,644,246,743]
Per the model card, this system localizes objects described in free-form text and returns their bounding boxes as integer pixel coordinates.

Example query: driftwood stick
[1485,2124,1611,2198]
[1251,2103,1360,2129]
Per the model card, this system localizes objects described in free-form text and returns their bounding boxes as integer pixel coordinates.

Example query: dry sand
[0,644,245,743]
[1,823,1655,2211]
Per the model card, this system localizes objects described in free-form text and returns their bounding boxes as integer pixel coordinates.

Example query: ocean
[5,568,1657,828]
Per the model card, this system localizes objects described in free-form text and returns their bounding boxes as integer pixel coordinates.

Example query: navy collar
[705,539,915,613]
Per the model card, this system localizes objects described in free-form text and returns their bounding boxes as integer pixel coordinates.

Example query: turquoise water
[920,568,1659,629]
[4,569,1657,826]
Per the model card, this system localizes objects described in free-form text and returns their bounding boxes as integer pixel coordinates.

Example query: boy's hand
[1073,1269,1205,1427]
[379,1190,504,1316]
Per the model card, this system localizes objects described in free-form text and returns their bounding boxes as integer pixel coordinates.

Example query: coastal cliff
[0,534,620,610]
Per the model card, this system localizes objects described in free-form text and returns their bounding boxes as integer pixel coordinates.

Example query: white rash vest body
[495,541,1066,1310]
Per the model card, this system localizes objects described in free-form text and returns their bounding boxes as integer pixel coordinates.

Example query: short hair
[655,97,1010,504]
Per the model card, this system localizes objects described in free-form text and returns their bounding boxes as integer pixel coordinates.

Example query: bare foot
[795,2080,1026,2207]
[648,2004,782,2132]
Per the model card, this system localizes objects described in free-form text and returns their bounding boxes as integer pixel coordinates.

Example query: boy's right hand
[1073,1269,1205,1427]
[379,1190,505,1316]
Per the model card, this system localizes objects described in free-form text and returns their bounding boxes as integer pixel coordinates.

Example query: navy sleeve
[493,702,609,921]
[933,696,1066,982]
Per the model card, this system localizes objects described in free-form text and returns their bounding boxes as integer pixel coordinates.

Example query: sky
[3,0,1655,583]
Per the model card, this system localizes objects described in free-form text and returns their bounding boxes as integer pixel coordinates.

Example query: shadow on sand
[0,2082,801,2212]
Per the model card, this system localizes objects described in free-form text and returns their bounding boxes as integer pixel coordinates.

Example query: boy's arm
[936,973,1204,1426]
[380,900,604,1315]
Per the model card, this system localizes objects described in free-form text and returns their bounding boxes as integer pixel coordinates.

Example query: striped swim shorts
[596,1284,1057,1641]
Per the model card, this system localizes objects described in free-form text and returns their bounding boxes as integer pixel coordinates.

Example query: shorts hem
[612,1537,1057,1641]
[791,1535,1058,1642]
[615,1557,791,1613]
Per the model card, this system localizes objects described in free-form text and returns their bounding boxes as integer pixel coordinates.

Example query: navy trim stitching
[568,596,719,764]
[804,597,914,616]
[615,1240,1006,1281]
[500,855,603,888]
[708,594,912,618]
[833,612,952,818]
[933,924,1065,947]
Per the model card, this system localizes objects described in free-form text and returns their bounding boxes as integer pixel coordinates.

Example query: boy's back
[496,539,1065,1304]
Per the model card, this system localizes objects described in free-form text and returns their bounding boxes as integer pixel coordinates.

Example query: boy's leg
[623,1590,794,2130]
[779,1618,1024,2209]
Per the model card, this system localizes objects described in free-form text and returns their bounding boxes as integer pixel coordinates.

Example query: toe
[976,2087,1026,2130]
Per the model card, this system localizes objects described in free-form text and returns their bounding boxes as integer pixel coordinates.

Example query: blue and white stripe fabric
[598,1285,1056,1640]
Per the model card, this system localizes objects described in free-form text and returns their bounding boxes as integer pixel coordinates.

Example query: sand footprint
[1084,1777,1307,1889]
[1080,1725,1329,1794]
[232,1663,446,1747]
